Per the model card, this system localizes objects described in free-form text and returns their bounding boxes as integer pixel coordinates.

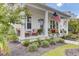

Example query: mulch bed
[65,48,79,56]
[66,38,77,41]
[0,53,4,56]
[7,42,64,56]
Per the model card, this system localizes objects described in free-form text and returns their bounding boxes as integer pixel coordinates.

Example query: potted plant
[25,32,30,37]
[37,29,43,35]
[50,28,58,34]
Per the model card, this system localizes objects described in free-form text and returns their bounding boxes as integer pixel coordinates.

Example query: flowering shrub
[21,40,30,47]
[50,29,58,33]
[46,38,55,45]
[28,43,38,52]
[41,40,49,48]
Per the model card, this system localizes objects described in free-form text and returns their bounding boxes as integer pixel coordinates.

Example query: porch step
[19,35,50,42]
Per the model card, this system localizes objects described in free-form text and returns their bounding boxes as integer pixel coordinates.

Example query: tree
[0,3,31,55]
[68,19,79,34]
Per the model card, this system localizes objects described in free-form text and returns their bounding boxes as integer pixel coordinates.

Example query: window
[50,20,53,29]
[27,17,31,29]
[53,20,55,29]
[38,19,44,29]
[50,20,58,29]
[27,23,31,29]
[56,22,58,29]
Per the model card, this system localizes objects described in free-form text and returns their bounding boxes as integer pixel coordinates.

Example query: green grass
[43,44,79,56]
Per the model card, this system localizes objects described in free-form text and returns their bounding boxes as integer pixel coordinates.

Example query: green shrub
[62,35,67,39]
[63,33,73,39]
[7,34,18,41]
[31,41,40,47]
[22,40,30,47]
[46,38,54,45]
[58,38,64,43]
[76,38,79,41]
[66,33,73,38]
[41,40,49,48]
[52,39,57,44]
[37,38,41,45]
[76,35,79,38]
[46,39,51,42]
[67,33,78,39]
[7,26,18,42]
[70,34,77,39]
[62,33,79,40]
[0,35,10,55]
[28,43,38,52]
[53,38,64,43]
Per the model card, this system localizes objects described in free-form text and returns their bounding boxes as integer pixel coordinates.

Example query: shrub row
[21,38,64,52]
[62,33,79,41]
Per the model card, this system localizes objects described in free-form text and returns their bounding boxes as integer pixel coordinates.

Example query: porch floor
[19,35,50,41]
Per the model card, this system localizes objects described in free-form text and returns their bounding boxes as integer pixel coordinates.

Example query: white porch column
[55,21,56,29]
[58,19,62,36]
[58,22,60,34]
[44,11,48,36]
[66,20,68,35]
[20,25,25,40]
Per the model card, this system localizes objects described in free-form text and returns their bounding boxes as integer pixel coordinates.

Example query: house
[64,11,77,18]
[7,3,70,40]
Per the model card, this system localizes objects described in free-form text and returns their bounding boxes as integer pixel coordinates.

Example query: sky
[47,3,79,18]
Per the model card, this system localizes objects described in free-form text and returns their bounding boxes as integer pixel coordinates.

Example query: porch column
[66,20,68,35]
[44,11,48,36]
[55,21,56,29]
[20,25,25,40]
[58,22,60,34]
[58,19,62,36]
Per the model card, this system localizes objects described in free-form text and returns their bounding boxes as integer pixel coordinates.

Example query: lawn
[43,44,79,56]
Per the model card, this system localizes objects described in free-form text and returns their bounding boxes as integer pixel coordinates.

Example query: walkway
[8,42,27,56]
[64,40,79,45]
[7,40,79,56]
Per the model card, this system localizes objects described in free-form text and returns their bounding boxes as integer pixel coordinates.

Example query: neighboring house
[7,3,71,40]
[64,11,77,18]
[64,11,77,20]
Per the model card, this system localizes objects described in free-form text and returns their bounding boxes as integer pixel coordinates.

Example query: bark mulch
[8,42,64,56]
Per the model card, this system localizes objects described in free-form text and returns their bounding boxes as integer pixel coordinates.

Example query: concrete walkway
[64,40,79,45]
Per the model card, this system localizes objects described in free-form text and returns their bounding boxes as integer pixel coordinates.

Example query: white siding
[26,6,45,30]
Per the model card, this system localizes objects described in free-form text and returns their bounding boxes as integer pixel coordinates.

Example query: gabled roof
[31,3,71,17]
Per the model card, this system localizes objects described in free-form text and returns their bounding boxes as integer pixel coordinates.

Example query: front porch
[14,4,68,40]
[16,13,59,40]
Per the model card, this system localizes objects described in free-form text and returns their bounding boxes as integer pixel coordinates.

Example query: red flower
[51,29,57,33]
[32,32,37,35]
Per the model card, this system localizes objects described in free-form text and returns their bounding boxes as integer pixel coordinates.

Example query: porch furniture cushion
[31,29,38,35]
[25,32,30,37]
